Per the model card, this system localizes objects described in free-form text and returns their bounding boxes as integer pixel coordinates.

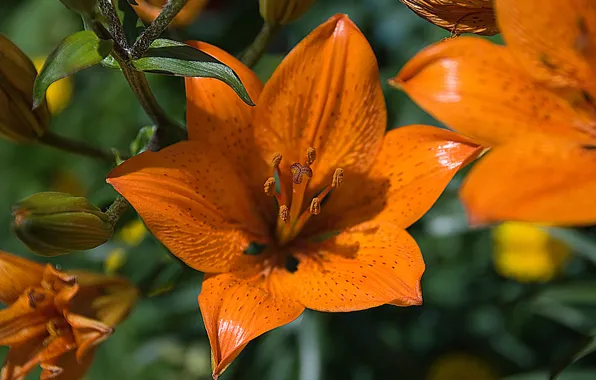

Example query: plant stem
[39,131,115,162]
[241,22,279,68]
[131,0,190,59]
[105,195,129,226]
[94,2,185,134]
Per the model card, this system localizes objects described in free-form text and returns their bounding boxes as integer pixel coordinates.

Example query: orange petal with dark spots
[0,287,53,346]
[107,141,271,273]
[393,37,596,146]
[308,125,481,234]
[253,14,387,194]
[293,223,424,312]
[198,270,304,378]
[495,0,596,97]
[461,138,596,226]
[0,251,44,305]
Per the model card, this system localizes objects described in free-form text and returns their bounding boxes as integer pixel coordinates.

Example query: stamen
[271,152,282,168]
[263,177,276,196]
[279,205,289,223]
[309,198,321,215]
[306,147,316,166]
[332,168,344,188]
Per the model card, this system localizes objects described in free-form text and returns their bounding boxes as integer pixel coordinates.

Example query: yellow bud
[0,35,50,143]
[259,0,316,25]
[399,0,498,36]
[12,192,113,257]
[33,58,73,115]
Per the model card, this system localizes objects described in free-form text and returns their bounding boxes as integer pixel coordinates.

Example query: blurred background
[2,0,596,379]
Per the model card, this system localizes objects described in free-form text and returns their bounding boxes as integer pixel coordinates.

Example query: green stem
[131,0,190,59]
[39,131,114,163]
[241,22,280,68]
[105,195,129,226]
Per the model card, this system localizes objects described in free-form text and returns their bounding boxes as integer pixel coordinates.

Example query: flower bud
[259,0,316,25]
[59,0,97,15]
[12,192,113,257]
[399,0,498,36]
[0,34,50,143]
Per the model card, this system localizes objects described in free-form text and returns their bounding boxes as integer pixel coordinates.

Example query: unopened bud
[12,192,113,257]
[259,0,316,25]
[0,35,50,143]
[59,0,97,15]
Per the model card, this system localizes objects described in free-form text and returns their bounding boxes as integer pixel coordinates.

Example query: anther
[332,168,344,188]
[306,147,316,166]
[271,152,283,167]
[27,289,45,309]
[309,198,321,215]
[291,163,313,184]
[263,177,276,196]
[279,205,289,223]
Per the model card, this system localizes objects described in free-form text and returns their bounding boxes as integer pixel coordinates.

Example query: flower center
[263,147,343,246]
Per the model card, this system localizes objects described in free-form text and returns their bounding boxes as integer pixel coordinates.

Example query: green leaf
[117,0,141,44]
[550,331,596,380]
[101,55,121,69]
[130,126,157,156]
[539,282,596,305]
[132,39,254,106]
[547,227,596,265]
[33,30,114,108]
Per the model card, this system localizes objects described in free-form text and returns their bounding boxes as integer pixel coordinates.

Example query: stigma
[263,147,343,245]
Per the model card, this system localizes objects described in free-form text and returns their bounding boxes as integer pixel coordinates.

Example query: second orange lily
[107,14,481,378]
[394,0,596,226]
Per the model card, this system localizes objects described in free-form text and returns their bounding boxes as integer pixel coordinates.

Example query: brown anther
[27,289,46,309]
[306,147,317,166]
[279,205,289,223]
[309,198,321,215]
[291,163,313,184]
[271,152,283,167]
[332,168,344,188]
[263,177,276,196]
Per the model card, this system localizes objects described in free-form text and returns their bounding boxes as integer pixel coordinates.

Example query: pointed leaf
[33,31,114,108]
[132,39,254,106]
[550,332,596,380]
[129,125,156,155]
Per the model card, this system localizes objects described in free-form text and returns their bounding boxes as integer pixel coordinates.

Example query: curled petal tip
[387,77,403,90]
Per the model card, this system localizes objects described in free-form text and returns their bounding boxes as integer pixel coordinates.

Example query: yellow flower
[492,222,570,283]
[33,57,73,114]
[117,219,147,246]
[427,353,498,380]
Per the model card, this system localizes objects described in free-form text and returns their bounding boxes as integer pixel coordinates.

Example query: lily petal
[107,141,270,273]
[40,349,94,380]
[294,222,424,312]
[199,270,304,378]
[253,14,386,194]
[393,37,596,146]
[495,0,596,96]
[461,138,596,226]
[0,252,44,305]
[308,125,481,234]
[0,287,54,346]
[1,340,42,380]
[133,0,207,26]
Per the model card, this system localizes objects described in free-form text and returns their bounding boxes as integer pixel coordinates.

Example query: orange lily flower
[393,0,596,226]
[0,251,138,380]
[132,0,207,26]
[107,14,481,378]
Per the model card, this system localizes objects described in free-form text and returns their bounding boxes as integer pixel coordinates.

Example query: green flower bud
[259,0,316,25]
[59,0,98,15]
[12,192,113,257]
[0,34,50,143]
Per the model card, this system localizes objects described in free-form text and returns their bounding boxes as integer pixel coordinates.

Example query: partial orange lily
[393,0,596,226]
[107,14,481,378]
[132,0,207,26]
[0,251,138,380]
